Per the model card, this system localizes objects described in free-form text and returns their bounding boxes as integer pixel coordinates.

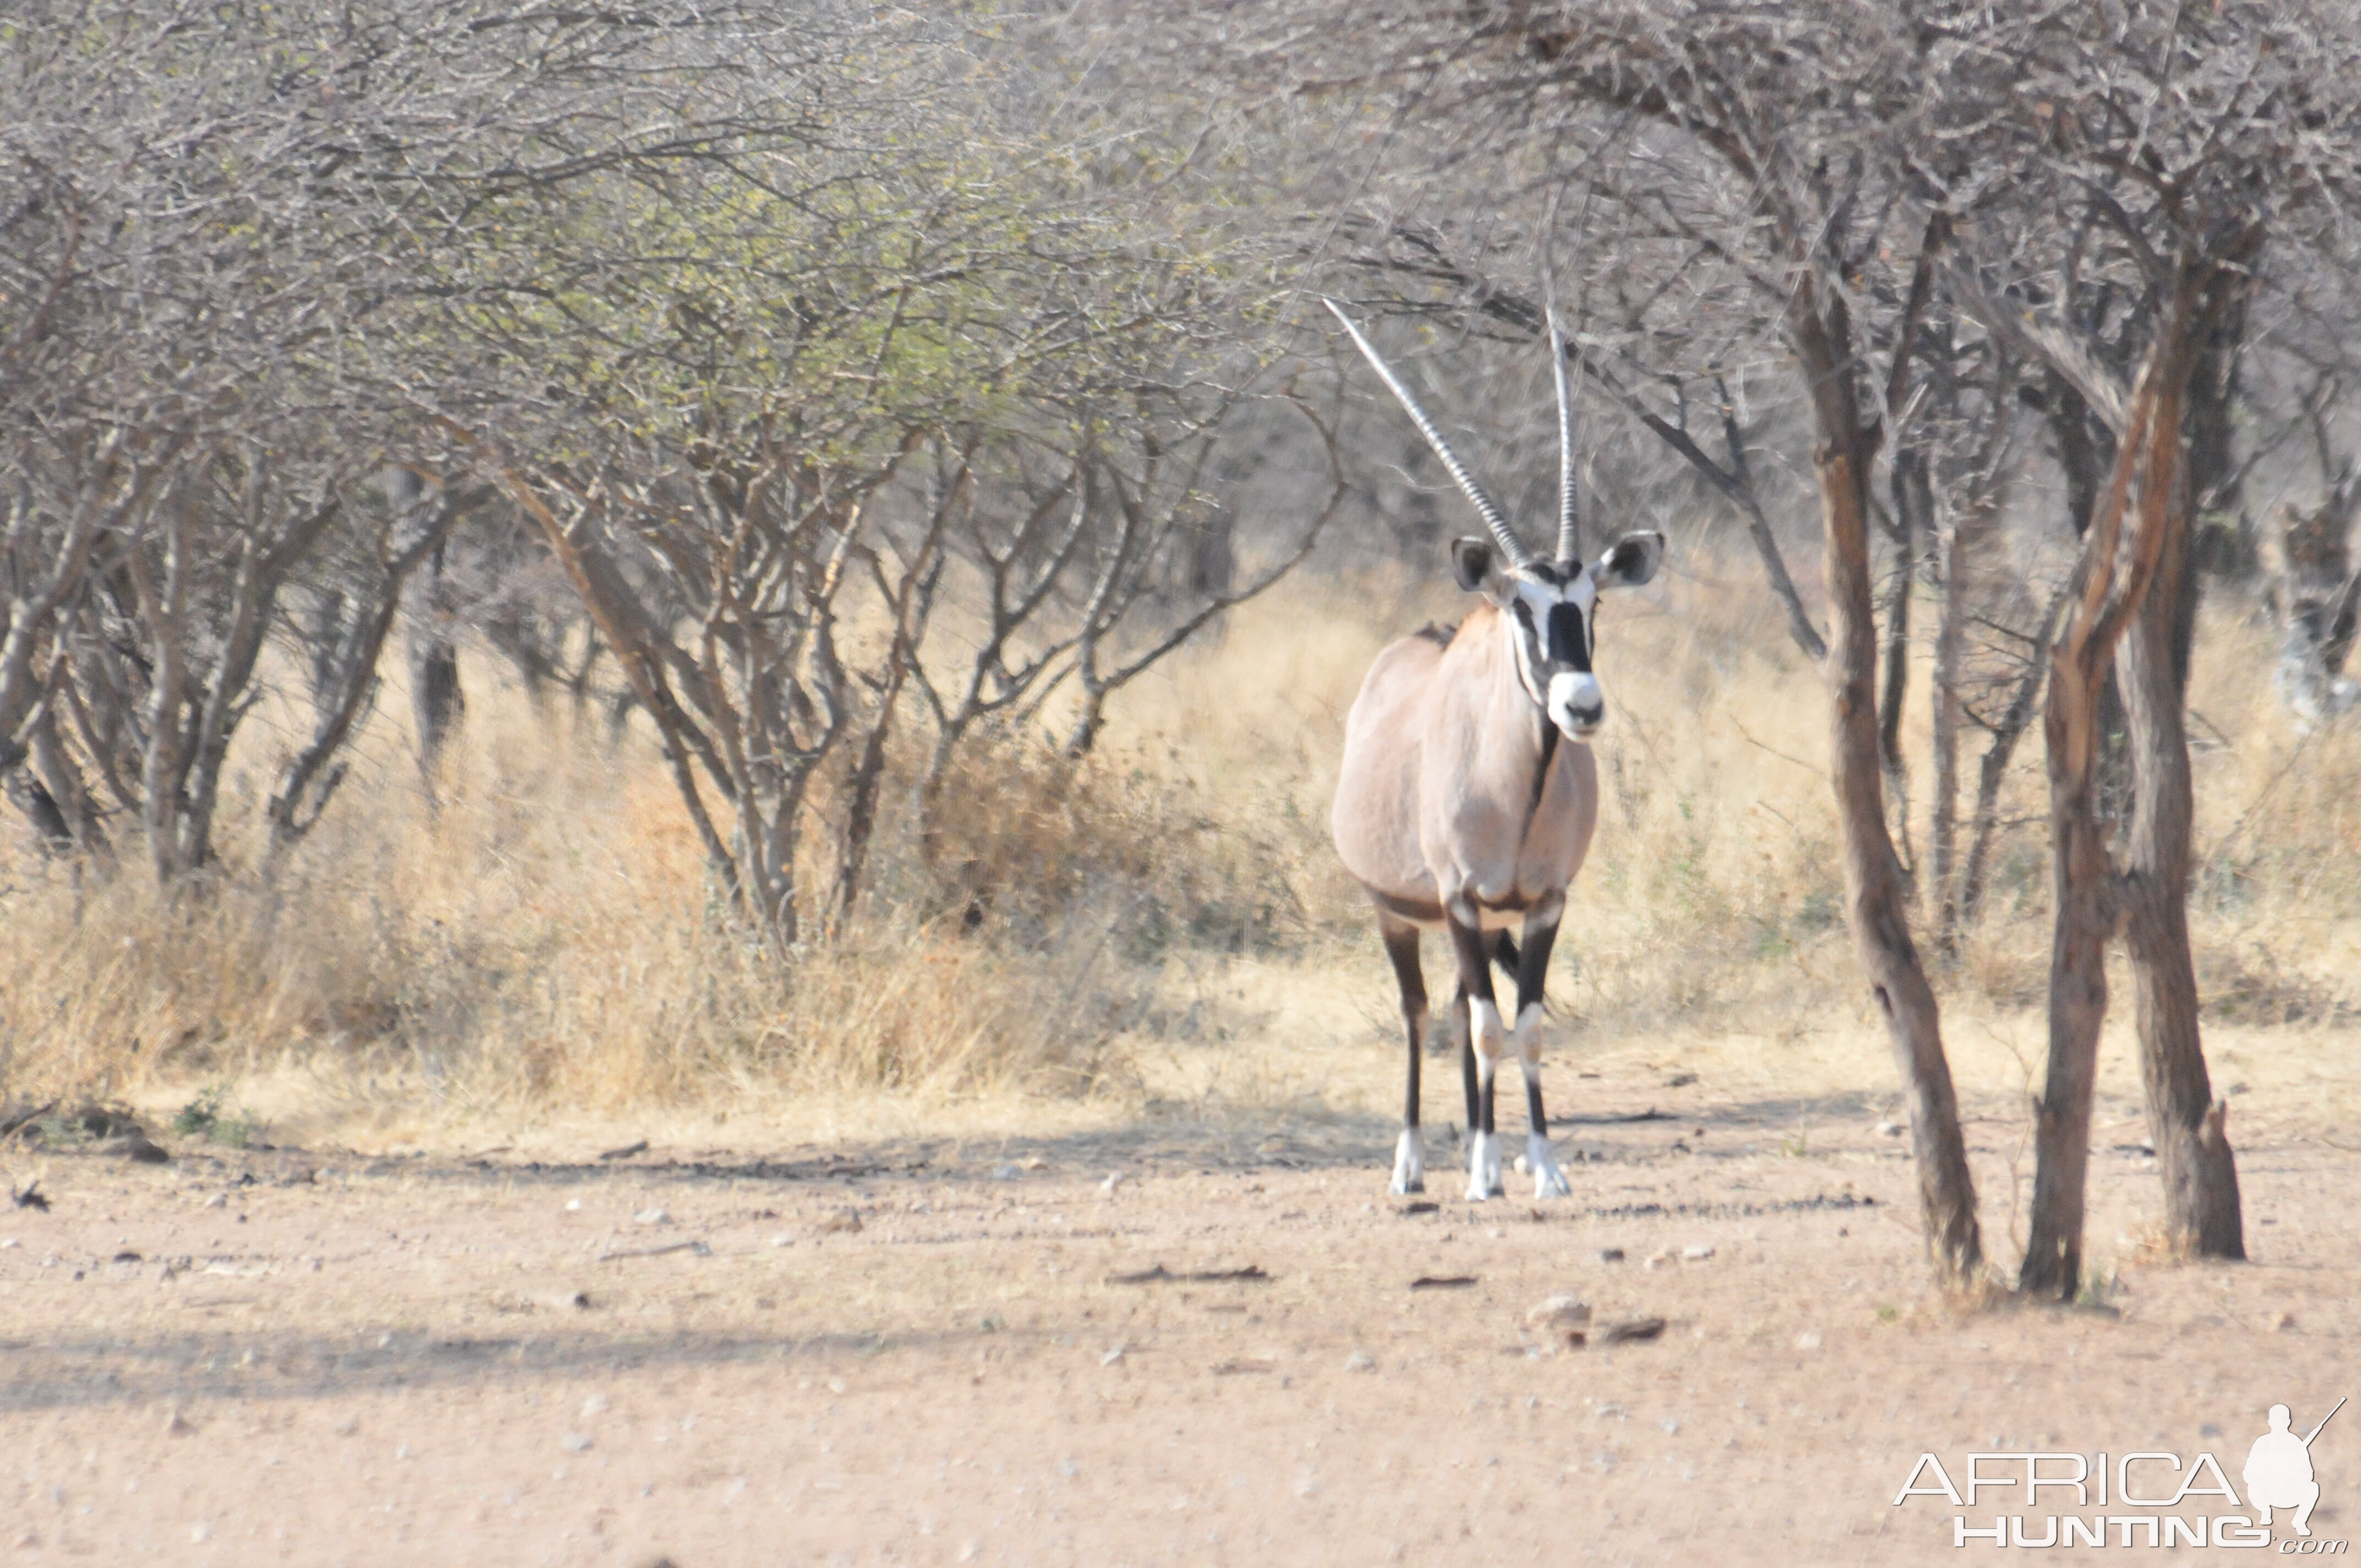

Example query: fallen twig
[0,1102,57,1144]
[1580,1317,1666,1346]
[595,1239,711,1262]
[1104,1263,1270,1286]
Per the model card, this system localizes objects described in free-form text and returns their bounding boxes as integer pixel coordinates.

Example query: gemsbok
[1326,300,1663,1202]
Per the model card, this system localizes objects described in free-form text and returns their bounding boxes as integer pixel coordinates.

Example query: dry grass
[0,694,1154,1141]
[2,552,2357,1150]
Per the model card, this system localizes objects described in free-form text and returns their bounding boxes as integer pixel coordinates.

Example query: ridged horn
[1546,300,1581,567]
[1538,202,1582,567]
[1324,299,1530,569]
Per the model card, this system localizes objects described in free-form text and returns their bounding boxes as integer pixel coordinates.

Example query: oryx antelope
[1326,300,1663,1202]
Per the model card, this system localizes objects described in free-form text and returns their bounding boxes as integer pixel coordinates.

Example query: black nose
[1567,704,1603,729]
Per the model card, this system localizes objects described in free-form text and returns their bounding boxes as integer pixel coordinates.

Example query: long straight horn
[1547,301,1581,565]
[1325,299,1530,569]
[1539,188,1582,566]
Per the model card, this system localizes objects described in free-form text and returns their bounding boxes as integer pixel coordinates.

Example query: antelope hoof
[1527,1133,1571,1199]
[1390,1130,1426,1195]
[1465,1131,1503,1201]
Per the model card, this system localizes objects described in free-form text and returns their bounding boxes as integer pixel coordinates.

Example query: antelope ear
[1449,537,1510,599]
[1593,530,1665,589]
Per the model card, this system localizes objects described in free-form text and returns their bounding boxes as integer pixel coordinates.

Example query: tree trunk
[1879,450,1921,890]
[2022,617,2117,1298]
[835,547,943,929]
[3,767,74,851]
[2186,290,2254,585]
[1929,504,1967,945]
[1928,357,2018,945]
[2043,378,2138,833]
[1791,296,1983,1289]
[747,793,805,950]
[836,685,904,929]
[2118,447,2244,1262]
[27,704,107,857]
[408,542,465,795]
[409,633,464,788]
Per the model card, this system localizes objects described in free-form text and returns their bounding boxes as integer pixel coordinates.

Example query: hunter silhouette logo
[1891,1395,2350,1550]
[2249,1398,2344,1539]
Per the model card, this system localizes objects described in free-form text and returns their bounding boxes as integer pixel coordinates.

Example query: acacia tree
[42,444,440,880]
[415,13,1337,948]
[3,0,835,878]
[2015,271,2227,1295]
[1925,2,2361,1287]
[0,5,456,876]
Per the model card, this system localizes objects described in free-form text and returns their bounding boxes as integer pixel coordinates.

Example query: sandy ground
[2,1032,2357,1567]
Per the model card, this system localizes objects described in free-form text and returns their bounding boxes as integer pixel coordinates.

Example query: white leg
[1465,1129,1498,1203]
[1390,1129,1425,1195]
[1525,1129,1570,1199]
[1467,999,1509,1201]
[1513,1005,1570,1198]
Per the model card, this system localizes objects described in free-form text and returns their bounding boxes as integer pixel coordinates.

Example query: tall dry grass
[2,551,2356,1143]
[0,645,1345,1137]
[0,693,1152,1130]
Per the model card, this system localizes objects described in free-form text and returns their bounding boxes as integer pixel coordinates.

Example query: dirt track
[2,1063,2354,1566]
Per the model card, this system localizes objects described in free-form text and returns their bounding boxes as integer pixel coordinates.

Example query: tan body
[1332,606,1599,930]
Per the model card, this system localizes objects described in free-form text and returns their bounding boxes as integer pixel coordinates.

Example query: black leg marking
[1490,930,1519,982]
[1454,979,1478,1135]
[1447,916,1498,1008]
[1515,918,1559,1019]
[1516,915,1562,1140]
[1379,917,1425,1133]
[1447,913,1502,1150]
